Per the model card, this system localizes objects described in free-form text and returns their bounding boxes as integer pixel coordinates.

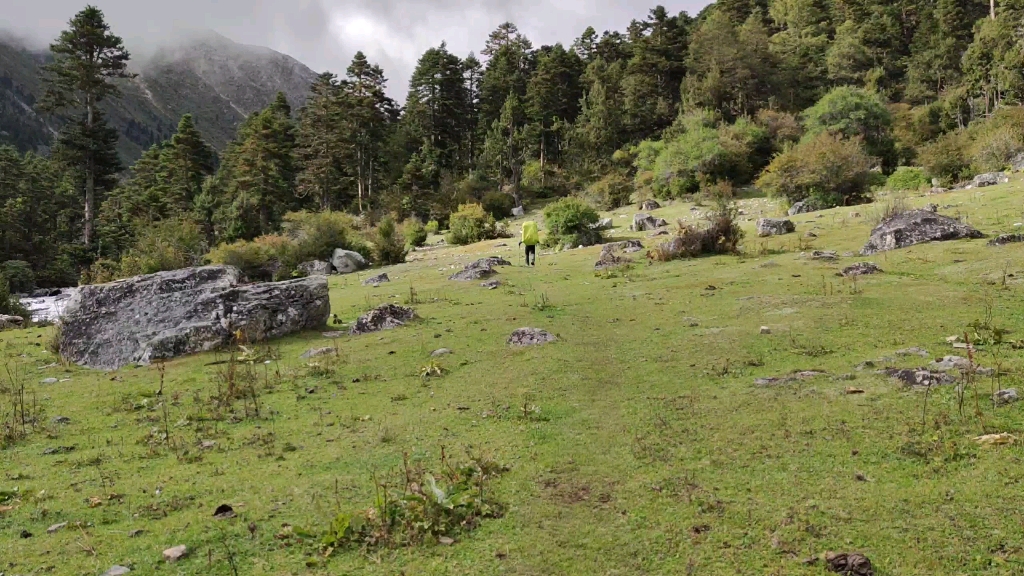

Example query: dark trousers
[524,244,536,266]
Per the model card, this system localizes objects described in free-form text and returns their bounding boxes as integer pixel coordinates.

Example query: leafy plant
[372,216,408,265]
[542,197,601,248]
[445,204,499,246]
[886,166,929,191]
[419,360,446,379]
[403,218,428,248]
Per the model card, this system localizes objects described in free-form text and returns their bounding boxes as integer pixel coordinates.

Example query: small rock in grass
[825,551,874,576]
[929,356,969,371]
[759,326,771,335]
[213,504,236,519]
[51,416,71,425]
[480,279,502,289]
[362,273,390,286]
[163,545,188,562]
[430,348,452,357]
[200,440,216,450]
[994,389,1018,405]
[102,567,131,576]
[300,347,336,359]
[895,347,929,358]
[841,262,882,277]
[884,368,955,387]
[507,328,556,347]
[46,522,67,534]
[40,378,58,384]
[322,331,345,338]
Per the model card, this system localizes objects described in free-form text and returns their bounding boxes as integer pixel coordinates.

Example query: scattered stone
[860,210,983,255]
[834,373,857,381]
[602,240,643,253]
[988,233,1024,246]
[788,201,815,216]
[756,218,795,237]
[845,387,866,395]
[0,314,24,329]
[46,522,67,534]
[42,446,75,455]
[469,256,512,269]
[295,260,331,276]
[647,230,669,237]
[200,440,217,449]
[331,249,368,274]
[929,356,970,371]
[507,328,557,347]
[57,266,330,370]
[825,552,874,576]
[51,416,71,425]
[480,279,502,290]
[449,266,496,281]
[811,250,838,260]
[640,199,661,211]
[974,432,1016,445]
[163,545,188,563]
[350,304,416,335]
[884,368,956,387]
[895,347,929,358]
[321,331,345,338]
[591,218,614,230]
[362,273,390,286]
[759,326,771,335]
[213,504,236,519]
[300,347,336,359]
[841,262,882,277]
[804,231,818,239]
[430,348,452,357]
[40,378,58,384]
[972,172,1009,188]
[512,206,525,217]
[1011,152,1024,172]
[994,389,1019,405]
[849,212,861,218]
[924,203,939,213]
[754,371,826,386]
[928,187,949,194]
[494,242,508,247]
[595,252,632,270]
[438,536,455,545]
[631,213,668,231]
[102,566,131,576]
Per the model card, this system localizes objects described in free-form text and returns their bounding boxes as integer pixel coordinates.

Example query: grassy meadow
[3,182,1024,575]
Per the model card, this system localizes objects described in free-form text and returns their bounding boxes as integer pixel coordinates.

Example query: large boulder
[57,266,330,370]
[296,260,332,276]
[756,218,795,237]
[971,172,1009,188]
[632,213,668,231]
[640,199,661,211]
[787,201,815,216]
[860,210,984,255]
[331,249,368,274]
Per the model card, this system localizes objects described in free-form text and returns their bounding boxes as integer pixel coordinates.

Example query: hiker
[520,220,539,266]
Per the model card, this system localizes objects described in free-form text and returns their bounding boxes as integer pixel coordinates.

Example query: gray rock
[972,172,1009,188]
[759,326,771,335]
[647,230,669,237]
[480,279,502,289]
[1011,152,1024,172]
[929,355,970,371]
[988,233,1024,246]
[101,567,131,576]
[512,206,525,217]
[57,266,330,370]
[811,250,838,260]
[595,251,632,270]
[632,213,668,231]
[321,331,345,338]
[884,368,956,387]
[756,218,795,237]
[51,416,71,425]
[924,203,939,213]
[860,210,983,255]
[47,522,67,534]
[296,260,331,276]
[430,348,452,357]
[40,378,58,384]
[602,240,643,254]
[331,249,368,274]
[350,304,415,335]
[362,273,390,286]
[300,347,336,359]
[787,201,815,216]
[591,218,614,230]
[0,314,24,329]
[929,187,949,194]
[896,347,929,358]
[449,266,496,281]
[640,199,661,211]
[994,389,1019,405]
[507,327,557,347]
[841,262,882,277]
[163,545,188,562]
[468,257,511,269]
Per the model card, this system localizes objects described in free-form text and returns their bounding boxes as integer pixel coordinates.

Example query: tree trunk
[84,101,95,246]
[356,148,365,214]
[991,0,996,19]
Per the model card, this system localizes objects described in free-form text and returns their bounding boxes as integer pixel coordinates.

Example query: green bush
[886,167,929,191]
[425,220,440,235]
[802,86,896,170]
[0,261,35,294]
[206,234,294,281]
[481,191,516,220]
[372,216,408,265]
[116,219,207,279]
[756,133,876,208]
[403,218,428,248]
[919,132,970,186]
[543,197,602,248]
[0,273,29,319]
[583,173,633,209]
[282,211,369,264]
[652,206,744,261]
[445,204,498,246]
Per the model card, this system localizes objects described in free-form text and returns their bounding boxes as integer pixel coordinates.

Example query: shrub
[0,273,30,319]
[886,166,929,191]
[0,261,35,294]
[582,173,633,210]
[445,204,498,246]
[651,205,743,261]
[481,191,515,220]
[542,197,602,248]
[206,234,293,281]
[756,109,803,151]
[756,133,876,208]
[919,132,970,185]
[802,86,896,170]
[372,216,408,265]
[403,218,428,248]
[116,219,207,279]
[282,211,369,264]
[425,220,440,235]
[967,108,1024,173]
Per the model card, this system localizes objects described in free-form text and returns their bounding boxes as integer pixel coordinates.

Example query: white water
[18,290,75,323]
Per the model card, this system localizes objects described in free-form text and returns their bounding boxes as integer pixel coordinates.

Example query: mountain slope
[0,30,317,161]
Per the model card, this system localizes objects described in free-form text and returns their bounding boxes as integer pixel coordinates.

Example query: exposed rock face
[989,233,1024,246]
[349,304,415,335]
[507,327,556,347]
[787,201,815,216]
[971,172,1008,188]
[632,213,668,231]
[296,260,331,276]
[331,249,368,274]
[640,199,661,211]
[756,218,795,237]
[362,273,390,286]
[58,266,329,370]
[860,210,983,255]
[841,262,882,277]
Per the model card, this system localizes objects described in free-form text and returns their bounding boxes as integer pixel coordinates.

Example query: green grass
[4,183,1024,574]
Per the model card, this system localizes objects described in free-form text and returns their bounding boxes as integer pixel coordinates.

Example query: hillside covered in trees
[2,0,1023,290]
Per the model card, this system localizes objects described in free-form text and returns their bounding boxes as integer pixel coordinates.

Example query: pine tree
[39,5,134,247]
[344,52,397,213]
[526,44,584,169]
[160,114,217,215]
[296,72,349,210]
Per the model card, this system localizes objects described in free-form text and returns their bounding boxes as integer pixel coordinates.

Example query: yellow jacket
[521,221,539,246]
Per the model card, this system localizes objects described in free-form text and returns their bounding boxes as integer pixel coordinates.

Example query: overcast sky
[2,0,712,100]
